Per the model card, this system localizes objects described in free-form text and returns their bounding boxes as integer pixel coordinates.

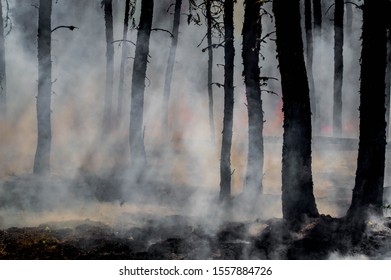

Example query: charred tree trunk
[386,15,391,139]
[103,0,114,135]
[304,0,316,134]
[162,0,182,143]
[242,0,263,197]
[206,0,215,144]
[219,0,235,201]
[333,0,344,136]
[33,0,52,175]
[273,0,319,225]
[0,0,6,120]
[346,0,387,223]
[117,0,132,128]
[313,0,322,38]
[129,0,153,177]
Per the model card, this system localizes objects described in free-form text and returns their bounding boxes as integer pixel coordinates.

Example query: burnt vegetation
[0,0,391,259]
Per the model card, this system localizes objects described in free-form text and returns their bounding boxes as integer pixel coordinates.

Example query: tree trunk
[117,0,132,129]
[385,13,391,139]
[103,0,114,135]
[346,0,388,222]
[313,0,322,38]
[219,0,235,201]
[162,0,182,143]
[333,0,344,136]
[242,0,263,198]
[304,0,316,134]
[273,0,319,225]
[34,0,52,175]
[129,0,153,177]
[206,0,215,144]
[0,0,6,120]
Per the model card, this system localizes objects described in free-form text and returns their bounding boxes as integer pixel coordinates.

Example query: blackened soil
[1,215,391,260]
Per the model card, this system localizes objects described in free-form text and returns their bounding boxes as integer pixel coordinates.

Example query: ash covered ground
[1,141,391,260]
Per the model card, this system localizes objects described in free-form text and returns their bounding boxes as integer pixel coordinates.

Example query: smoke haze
[0,0,390,259]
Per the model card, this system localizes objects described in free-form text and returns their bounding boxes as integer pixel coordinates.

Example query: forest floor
[0,173,391,260]
[1,139,391,259]
[1,213,391,259]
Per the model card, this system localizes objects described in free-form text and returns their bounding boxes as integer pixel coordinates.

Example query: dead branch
[51,25,79,33]
[151,28,174,38]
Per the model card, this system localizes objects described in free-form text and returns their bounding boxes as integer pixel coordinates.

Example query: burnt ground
[1,159,391,260]
[1,215,391,260]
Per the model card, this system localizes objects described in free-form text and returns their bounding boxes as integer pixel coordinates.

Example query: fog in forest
[0,0,390,259]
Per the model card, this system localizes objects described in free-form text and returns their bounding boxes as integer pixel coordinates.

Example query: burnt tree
[333,0,344,136]
[242,0,263,197]
[273,0,319,225]
[102,0,114,135]
[0,0,6,120]
[219,0,234,201]
[346,0,388,222]
[129,0,153,177]
[117,0,133,128]
[313,0,322,38]
[162,0,182,143]
[386,3,391,139]
[34,0,53,174]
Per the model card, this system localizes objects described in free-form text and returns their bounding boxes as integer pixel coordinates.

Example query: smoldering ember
[0,0,391,260]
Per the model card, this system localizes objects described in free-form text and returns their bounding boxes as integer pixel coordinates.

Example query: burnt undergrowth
[1,174,391,260]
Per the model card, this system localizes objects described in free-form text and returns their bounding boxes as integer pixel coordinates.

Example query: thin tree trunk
[206,0,215,144]
[304,0,316,134]
[346,0,387,222]
[102,0,114,136]
[129,0,153,178]
[34,0,52,175]
[313,0,322,38]
[273,0,319,226]
[219,0,235,201]
[117,0,132,129]
[242,0,263,198]
[162,0,182,143]
[333,0,344,136]
[386,22,391,139]
[0,0,6,120]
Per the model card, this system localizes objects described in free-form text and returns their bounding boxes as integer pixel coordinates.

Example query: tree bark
[129,0,153,177]
[117,0,132,129]
[273,0,319,225]
[333,0,344,136]
[103,0,114,135]
[34,0,52,175]
[219,0,235,201]
[346,0,388,222]
[162,0,182,143]
[0,0,6,120]
[206,0,215,144]
[313,0,322,38]
[385,6,391,139]
[242,0,263,198]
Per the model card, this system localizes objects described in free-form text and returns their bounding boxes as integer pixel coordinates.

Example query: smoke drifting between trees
[0,0,390,256]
